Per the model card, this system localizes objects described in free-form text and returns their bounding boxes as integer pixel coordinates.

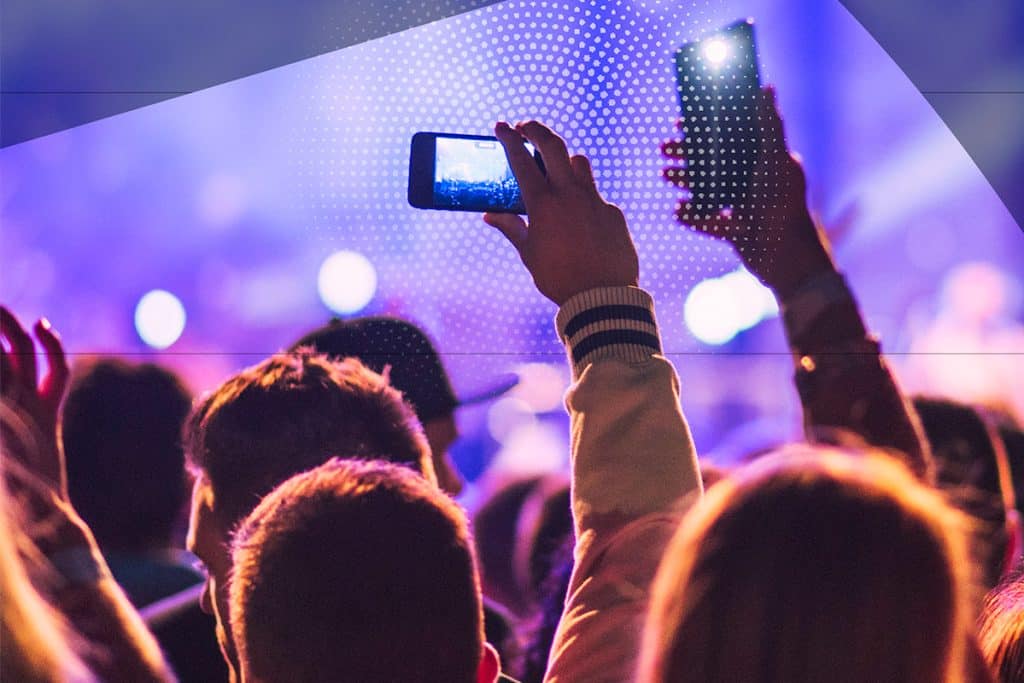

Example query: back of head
[473,476,544,617]
[184,351,433,526]
[980,576,1024,682]
[914,396,1011,589]
[230,458,483,683]
[642,447,974,683]
[62,358,191,551]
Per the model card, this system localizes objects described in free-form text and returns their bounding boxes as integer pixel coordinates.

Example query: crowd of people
[3,86,1024,682]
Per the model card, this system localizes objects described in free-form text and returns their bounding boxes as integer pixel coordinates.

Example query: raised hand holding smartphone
[484,120,639,305]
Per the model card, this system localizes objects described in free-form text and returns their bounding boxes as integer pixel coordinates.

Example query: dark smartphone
[675,19,762,213]
[408,132,543,214]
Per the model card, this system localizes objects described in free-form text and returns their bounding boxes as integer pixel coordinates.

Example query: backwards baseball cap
[291,317,517,423]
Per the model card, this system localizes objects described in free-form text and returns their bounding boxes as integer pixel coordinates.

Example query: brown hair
[641,446,976,683]
[230,458,483,683]
[184,350,433,526]
[979,577,1024,682]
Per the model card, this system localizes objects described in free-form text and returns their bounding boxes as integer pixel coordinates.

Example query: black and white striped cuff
[556,287,662,377]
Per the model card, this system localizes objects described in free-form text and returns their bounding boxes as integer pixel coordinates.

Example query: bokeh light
[317,250,377,315]
[684,268,777,345]
[134,289,186,349]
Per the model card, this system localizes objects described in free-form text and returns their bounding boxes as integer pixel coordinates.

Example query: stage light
[317,250,377,315]
[684,268,778,346]
[135,289,186,349]
[684,278,739,345]
[703,38,729,66]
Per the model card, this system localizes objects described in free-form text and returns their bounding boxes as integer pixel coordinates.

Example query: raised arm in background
[662,87,933,481]
[1,307,175,682]
[487,121,703,683]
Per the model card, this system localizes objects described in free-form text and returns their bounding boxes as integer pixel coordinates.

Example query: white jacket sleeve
[544,286,702,683]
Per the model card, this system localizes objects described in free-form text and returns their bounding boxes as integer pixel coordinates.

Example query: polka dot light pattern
[289,0,756,371]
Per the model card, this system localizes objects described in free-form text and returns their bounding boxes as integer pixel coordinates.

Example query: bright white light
[135,290,186,349]
[703,39,729,66]
[684,268,778,346]
[317,250,378,315]
[685,278,740,345]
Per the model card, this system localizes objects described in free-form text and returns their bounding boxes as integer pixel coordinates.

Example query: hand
[485,120,639,305]
[662,86,834,300]
[1,306,70,498]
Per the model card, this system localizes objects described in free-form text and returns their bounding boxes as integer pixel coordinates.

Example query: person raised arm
[662,87,933,481]
[486,121,702,683]
[0,307,175,682]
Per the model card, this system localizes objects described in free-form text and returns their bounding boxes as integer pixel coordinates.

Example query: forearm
[781,268,933,480]
[45,514,175,682]
[557,286,702,536]
[545,286,701,683]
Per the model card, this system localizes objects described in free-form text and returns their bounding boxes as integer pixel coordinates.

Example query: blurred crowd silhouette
[2,89,1023,683]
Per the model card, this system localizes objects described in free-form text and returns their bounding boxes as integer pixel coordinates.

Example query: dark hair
[914,396,1011,589]
[184,350,433,527]
[516,537,574,683]
[642,447,975,683]
[515,477,572,605]
[472,476,544,618]
[230,458,483,683]
[980,576,1024,682]
[62,358,191,551]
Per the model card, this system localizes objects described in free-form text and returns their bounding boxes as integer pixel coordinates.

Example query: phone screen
[432,136,531,213]
[675,19,761,214]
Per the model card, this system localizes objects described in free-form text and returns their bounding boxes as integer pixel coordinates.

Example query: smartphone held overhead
[675,19,762,213]
[408,132,544,214]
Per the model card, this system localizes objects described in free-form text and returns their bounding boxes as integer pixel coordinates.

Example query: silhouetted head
[183,351,432,675]
[230,458,500,683]
[63,358,192,552]
[914,396,1018,589]
[642,447,976,683]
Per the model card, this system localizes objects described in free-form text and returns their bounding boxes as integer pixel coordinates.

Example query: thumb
[483,212,528,251]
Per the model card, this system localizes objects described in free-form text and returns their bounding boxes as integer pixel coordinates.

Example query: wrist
[555,286,661,378]
[781,270,867,347]
[764,215,835,301]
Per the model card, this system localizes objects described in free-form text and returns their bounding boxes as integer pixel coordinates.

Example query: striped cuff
[556,287,662,377]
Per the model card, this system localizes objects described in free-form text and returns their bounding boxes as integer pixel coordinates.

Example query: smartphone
[408,132,543,214]
[674,19,762,214]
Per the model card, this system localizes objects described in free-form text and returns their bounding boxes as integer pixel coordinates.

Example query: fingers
[34,318,68,416]
[675,202,736,237]
[570,154,598,194]
[495,122,546,201]
[483,212,528,252]
[514,121,575,188]
[1,306,37,393]
[661,166,694,189]
[660,138,687,160]
[759,86,786,145]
